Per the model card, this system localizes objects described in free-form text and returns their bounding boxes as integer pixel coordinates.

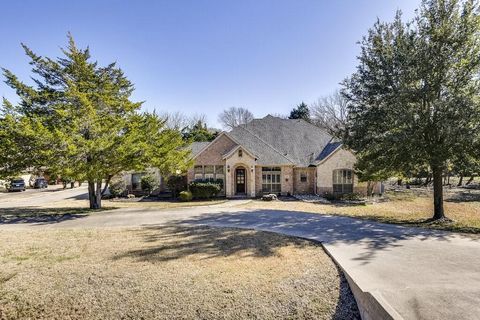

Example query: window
[194,166,203,180]
[238,149,243,157]
[300,173,307,182]
[262,167,281,194]
[204,165,215,181]
[131,173,144,190]
[215,165,225,191]
[333,169,353,194]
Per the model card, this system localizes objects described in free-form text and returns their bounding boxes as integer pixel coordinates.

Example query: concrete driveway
[0,185,88,208]
[1,203,479,320]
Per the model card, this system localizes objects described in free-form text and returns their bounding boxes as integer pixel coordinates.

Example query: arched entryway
[235,167,247,195]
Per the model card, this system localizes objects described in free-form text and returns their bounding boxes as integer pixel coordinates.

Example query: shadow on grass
[113,224,360,319]
[0,207,108,225]
[113,225,311,261]
[446,191,480,203]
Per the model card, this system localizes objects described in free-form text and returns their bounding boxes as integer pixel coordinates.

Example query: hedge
[189,181,221,199]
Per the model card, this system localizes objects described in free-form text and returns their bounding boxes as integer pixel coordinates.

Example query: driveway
[0,185,88,208]
[1,203,479,320]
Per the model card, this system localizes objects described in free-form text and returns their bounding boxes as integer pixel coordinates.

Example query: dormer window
[238,149,243,157]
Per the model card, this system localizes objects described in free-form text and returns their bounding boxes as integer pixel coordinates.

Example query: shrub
[341,193,364,201]
[141,174,159,195]
[323,192,337,201]
[167,175,187,198]
[189,181,221,199]
[109,178,127,197]
[179,190,193,202]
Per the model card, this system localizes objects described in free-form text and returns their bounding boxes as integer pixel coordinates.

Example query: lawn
[0,226,359,319]
[245,188,480,234]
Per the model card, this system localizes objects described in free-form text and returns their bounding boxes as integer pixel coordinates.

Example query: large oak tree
[342,0,480,220]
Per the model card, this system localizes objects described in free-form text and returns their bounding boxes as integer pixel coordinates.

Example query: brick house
[188,115,382,198]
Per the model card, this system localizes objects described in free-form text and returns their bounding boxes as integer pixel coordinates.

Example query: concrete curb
[342,273,402,320]
[318,242,403,320]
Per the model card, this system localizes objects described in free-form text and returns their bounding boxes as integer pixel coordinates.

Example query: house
[120,168,166,195]
[188,115,382,198]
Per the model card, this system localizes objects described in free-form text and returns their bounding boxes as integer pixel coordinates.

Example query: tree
[1,34,191,209]
[311,90,348,136]
[288,102,310,122]
[182,119,219,142]
[218,107,253,129]
[342,0,480,220]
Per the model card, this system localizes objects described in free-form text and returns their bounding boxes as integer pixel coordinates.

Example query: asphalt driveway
[1,203,479,320]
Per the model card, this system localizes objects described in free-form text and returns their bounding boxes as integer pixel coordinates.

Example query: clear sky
[0,0,420,128]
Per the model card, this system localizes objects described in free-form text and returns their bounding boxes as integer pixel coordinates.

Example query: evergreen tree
[182,120,218,142]
[1,34,190,208]
[342,0,480,220]
[288,102,311,122]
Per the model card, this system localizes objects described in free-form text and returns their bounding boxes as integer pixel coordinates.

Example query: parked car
[33,178,48,189]
[7,178,26,192]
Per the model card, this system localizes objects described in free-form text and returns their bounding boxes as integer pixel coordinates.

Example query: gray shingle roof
[189,142,211,157]
[317,141,342,162]
[227,115,337,167]
[190,116,341,166]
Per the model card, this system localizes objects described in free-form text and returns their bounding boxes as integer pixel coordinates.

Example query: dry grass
[245,189,480,234]
[0,226,359,320]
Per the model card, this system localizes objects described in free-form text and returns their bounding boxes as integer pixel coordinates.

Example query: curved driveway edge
[1,204,479,319]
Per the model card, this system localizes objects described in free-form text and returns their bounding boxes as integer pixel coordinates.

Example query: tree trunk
[366,181,374,197]
[432,167,445,220]
[88,180,102,209]
[457,175,463,187]
[101,175,112,196]
[95,180,102,209]
[466,176,475,185]
[88,181,96,209]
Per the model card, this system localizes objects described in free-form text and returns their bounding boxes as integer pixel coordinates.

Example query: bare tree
[218,107,254,129]
[310,90,348,136]
[160,112,211,131]
[161,111,190,130]
[189,113,209,127]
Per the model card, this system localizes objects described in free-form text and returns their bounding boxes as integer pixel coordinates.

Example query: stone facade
[293,167,316,194]
[224,147,256,197]
[316,148,357,194]
[281,166,294,195]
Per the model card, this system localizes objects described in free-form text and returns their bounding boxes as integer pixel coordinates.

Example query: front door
[235,168,246,194]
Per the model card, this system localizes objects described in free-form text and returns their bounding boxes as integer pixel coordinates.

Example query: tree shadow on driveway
[165,208,478,264]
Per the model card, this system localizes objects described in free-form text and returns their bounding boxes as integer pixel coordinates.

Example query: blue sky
[0,0,420,128]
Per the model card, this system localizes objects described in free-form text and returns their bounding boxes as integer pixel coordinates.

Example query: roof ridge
[237,126,295,164]
[294,118,334,138]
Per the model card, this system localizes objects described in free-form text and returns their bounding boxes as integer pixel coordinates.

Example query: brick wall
[194,134,237,166]
[187,134,237,184]
[281,166,294,195]
[293,167,315,194]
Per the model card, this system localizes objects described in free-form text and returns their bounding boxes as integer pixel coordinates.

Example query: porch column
[225,164,233,197]
[249,165,256,197]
